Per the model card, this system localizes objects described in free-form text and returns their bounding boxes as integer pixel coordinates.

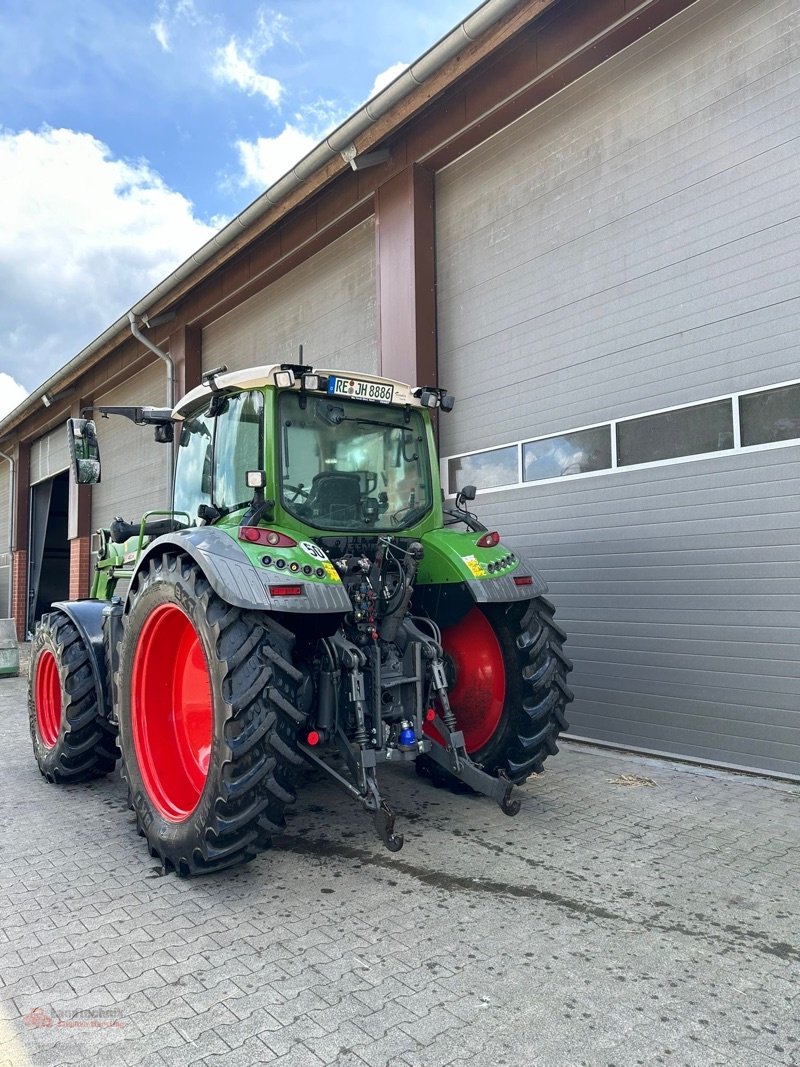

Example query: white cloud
[232,58,411,193]
[234,97,347,192]
[151,18,171,52]
[212,9,290,106]
[0,374,28,420]
[367,61,409,101]
[150,0,200,52]
[213,40,282,105]
[0,126,216,391]
[235,124,320,189]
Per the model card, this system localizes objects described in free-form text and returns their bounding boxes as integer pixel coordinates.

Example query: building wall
[435,0,800,775]
[0,461,10,617]
[202,220,378,376]
[91,361,171,537]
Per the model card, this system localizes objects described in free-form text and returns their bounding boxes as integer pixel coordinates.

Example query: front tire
[116,553,305,876]
[29,611,118,783]
[424,597,573,786]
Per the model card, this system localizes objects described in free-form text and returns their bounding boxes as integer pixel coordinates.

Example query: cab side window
[174,408,213,523]
[173,391,263,522]
[214,391,263,513]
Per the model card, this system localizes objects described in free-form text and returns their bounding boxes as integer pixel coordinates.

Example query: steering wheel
[283,483,310,503]
[391,503,423,526]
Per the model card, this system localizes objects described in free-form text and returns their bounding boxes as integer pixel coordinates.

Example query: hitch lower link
[425,662,521,818]
[298,645,520,854]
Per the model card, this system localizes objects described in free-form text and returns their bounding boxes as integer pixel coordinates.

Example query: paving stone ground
[1,646,798,1067]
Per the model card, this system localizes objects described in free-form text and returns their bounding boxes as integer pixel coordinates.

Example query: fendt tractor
[29,362,573,876]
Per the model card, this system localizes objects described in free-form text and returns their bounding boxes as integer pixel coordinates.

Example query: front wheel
[425,597,573,784]
[116,553,305,876]
[29,611,118,783]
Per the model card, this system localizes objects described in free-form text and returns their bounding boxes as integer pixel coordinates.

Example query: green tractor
[29,362,572,876]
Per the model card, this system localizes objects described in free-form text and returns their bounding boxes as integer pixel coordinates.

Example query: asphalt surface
[1,646,798,1067]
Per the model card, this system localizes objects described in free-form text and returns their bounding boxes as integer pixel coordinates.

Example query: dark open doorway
[28,470,70,634]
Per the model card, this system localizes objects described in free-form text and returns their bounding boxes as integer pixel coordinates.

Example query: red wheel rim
[131,604,213,822]
[34,650,62,748]
[428,607,506,753]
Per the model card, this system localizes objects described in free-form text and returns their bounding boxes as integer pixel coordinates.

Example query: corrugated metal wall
[91,362,170,536]
[202,219,378,375]
[0,461,10,617]
[29,425,70,485]
[435,0,800,776]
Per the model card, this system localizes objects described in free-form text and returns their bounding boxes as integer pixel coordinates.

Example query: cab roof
[173,365,425,420]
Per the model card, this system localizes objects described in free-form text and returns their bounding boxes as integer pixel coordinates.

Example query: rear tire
[116,553,305,876]
[29,611,118,783]
[421,597,573,787]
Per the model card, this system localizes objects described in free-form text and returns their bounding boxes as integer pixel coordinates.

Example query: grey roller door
[202,219,378,375]
[91,361,170,536]
[30,425,70,485]
[435,0,800,776]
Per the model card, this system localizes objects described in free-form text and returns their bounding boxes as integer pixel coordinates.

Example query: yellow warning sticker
[323,562,340,582]
[462,554,486,578]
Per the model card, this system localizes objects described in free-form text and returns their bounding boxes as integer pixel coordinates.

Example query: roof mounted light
[273,369,295,388]
[414,386,456,412]
[302,373,328,392]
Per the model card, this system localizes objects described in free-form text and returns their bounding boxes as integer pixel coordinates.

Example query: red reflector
[269,584,304,597]
[513,575,533,586]
[476,531,501,548]
[238,527,297,548]
[425,708,436,722]
[306,730,320,746]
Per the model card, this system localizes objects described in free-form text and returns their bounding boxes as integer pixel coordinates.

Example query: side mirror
[456,484,477,508]
[66,418,101,485]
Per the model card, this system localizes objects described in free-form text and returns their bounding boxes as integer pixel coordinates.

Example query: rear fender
[414,529,548,628]
[49,599,112,718]
[125,527,352,615]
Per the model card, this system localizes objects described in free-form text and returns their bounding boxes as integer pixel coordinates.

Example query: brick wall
[11,549,27,641]
[69,536,91,601]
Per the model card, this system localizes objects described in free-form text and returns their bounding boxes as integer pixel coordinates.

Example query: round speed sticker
[300,541,328,562]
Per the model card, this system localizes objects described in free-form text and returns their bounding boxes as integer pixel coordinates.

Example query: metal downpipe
[127,313,175,495]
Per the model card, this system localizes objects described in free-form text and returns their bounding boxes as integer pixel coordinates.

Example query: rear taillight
[476,531,500,548]
[269,584,304,597]
[513,575,533,587]
[239,527,297,548]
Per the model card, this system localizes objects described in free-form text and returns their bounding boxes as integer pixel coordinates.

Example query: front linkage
[295,536,520,852]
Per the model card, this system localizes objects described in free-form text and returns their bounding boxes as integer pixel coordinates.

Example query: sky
[0,0,478,418]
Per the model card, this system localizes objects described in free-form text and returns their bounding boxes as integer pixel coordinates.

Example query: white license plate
[328,376,394,404]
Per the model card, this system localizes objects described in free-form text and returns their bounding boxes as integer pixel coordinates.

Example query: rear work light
[269,585,304,597]
[476,531,501,548]
[513,575,533,587]
[238,527,297,548]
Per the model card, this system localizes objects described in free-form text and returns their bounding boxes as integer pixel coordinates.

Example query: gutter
[0,0,524,442]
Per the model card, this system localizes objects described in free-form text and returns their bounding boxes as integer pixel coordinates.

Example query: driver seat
[309,472,361,519]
